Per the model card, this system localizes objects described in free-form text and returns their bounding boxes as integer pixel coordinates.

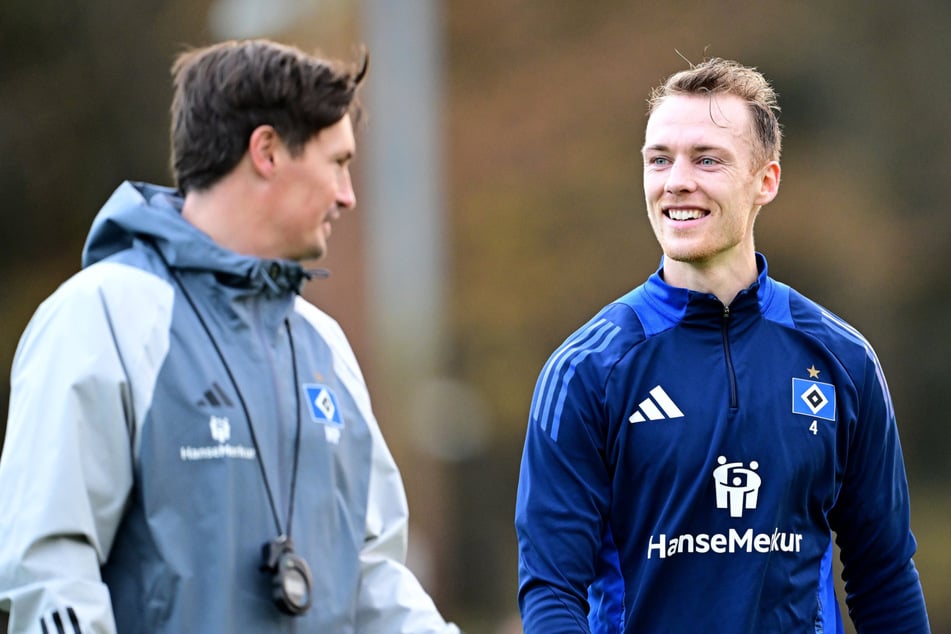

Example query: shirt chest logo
[180,414,256,462]
[303,383,343,427]
[628,385,684,423]
[792,377,836,421]
[303,383,345,445]
[713,456,761,518]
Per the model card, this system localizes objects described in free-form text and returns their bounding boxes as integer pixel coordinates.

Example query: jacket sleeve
[829,352,931,633]
[515,332,615,633]
[355,417,461,634]
[313,310,459,634]
[0,264,171,634]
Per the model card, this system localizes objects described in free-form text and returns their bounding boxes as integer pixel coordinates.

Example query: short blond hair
[648,57,782,165]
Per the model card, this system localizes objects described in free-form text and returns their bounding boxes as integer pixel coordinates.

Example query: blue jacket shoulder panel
[528,300,649,444]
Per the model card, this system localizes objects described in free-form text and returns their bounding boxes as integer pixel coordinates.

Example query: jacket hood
[82,181,308,293]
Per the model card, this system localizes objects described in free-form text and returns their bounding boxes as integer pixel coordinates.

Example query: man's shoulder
[13,260,175,372]
[41,259,170,314]
[290,296,362,361]
[780,283,879,367]
[545,299,650,373]
[292,296,342,335]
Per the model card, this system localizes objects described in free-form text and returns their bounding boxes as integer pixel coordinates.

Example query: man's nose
[338,168,356,209]
[665,158,696,194]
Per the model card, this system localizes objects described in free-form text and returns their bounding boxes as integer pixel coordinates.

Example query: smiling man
[515,58,931,633]
[0,39,460,634]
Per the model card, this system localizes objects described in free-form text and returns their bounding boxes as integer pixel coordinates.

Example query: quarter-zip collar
[636,252,778,333]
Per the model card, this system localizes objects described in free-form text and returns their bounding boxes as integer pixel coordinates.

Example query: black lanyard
[151,243,315,614]
[158,250,303,541]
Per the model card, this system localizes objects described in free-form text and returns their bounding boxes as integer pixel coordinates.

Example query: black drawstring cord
[302,268,331,280]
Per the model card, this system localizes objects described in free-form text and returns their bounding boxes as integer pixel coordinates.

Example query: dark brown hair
[170,39,368,193]
[648,57,781,165]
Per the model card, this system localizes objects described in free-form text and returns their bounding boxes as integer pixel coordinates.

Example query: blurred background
[1,1,948,632]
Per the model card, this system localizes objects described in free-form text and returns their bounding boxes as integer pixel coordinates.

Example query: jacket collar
[636,253,779,330]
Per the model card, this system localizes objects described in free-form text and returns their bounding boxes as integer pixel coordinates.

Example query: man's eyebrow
[641,143,728,154]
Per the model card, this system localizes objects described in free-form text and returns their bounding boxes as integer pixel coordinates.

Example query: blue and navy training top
[515,254,930,633]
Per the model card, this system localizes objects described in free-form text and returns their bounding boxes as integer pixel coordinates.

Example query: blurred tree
[0,0,213,452]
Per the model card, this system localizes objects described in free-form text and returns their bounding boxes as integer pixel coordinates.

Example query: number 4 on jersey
[809,420,818,435]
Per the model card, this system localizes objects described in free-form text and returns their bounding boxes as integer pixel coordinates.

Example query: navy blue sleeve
[515,318,621,633]
[586,526,625,633]
[829,352,930,633]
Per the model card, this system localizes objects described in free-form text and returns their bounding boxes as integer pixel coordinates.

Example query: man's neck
[660,253,759,306]
[180,169,270,258]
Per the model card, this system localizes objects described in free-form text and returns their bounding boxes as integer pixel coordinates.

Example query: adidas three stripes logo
[39,607,83,633]
[629,385,684,423]
[532,317,622,442]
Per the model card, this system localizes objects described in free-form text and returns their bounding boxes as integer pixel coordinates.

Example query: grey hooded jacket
[0,182,459,633]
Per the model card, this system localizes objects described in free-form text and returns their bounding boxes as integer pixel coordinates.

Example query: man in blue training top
[515,57,930,633]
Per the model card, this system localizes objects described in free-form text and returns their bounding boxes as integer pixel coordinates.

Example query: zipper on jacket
[721,305,738,410]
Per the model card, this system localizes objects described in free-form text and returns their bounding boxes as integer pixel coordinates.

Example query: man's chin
[291,241,327,264]
[660,245,712,264]
[303,248,326,263]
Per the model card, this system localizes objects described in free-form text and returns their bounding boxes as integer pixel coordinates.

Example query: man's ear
[247,125,280,178]
[754,160,781,206]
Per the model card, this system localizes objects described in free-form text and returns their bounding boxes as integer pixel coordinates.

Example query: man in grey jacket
[0,39,460,634]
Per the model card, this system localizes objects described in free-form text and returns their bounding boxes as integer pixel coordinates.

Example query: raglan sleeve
[0,266,169,634]
[515,324,617,633]
[354,413,461,634]
[829,351,931,633]
[316,315,459,634]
